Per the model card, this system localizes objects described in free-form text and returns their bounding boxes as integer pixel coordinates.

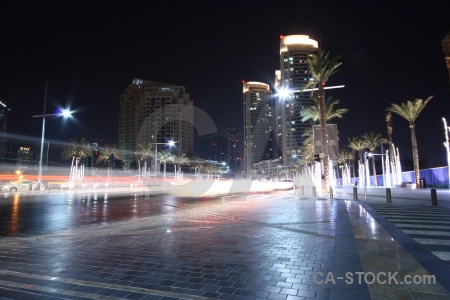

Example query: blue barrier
[352,166,450,187]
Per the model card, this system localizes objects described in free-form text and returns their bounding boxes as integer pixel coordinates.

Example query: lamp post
[276,85,345,189]
[151,140,175,177]
[33,109,72,188]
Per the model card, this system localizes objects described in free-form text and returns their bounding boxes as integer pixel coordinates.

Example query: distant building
[227,128,239,170]
[275,35,319,166]
[17,146,33,169]
[243,81,272,176]
[119,79,194,170]
[252,158,282,178]
[0,100,10,159]
[196,134,226,162]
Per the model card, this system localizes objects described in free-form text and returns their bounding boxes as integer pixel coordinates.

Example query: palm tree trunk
[351,155,356,184]
[371,156,377,186]
[345,163,350,185]
[358,151,363,186]
[446,56,450,86]
[163,163,166,178]
[386,113,396,181]
[318,85,329,192]
[335,164,340,185]
[410,124,420,186]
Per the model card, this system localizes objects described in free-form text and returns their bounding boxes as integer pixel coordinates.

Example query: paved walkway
[0,191,449,299]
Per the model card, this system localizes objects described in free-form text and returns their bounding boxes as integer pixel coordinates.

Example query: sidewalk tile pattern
[0,192,449,299]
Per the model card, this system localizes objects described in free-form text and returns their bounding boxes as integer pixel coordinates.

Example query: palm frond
[61,137,92,160]
[386,96,433,124]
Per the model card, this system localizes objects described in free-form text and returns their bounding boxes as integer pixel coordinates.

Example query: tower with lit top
[275,35,318,166]
[243,81,272,177]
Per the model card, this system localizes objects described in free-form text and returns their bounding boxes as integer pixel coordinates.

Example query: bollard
[431,189,437,206]
[386,188,392,203]
[312,186,316,197]
[353,187,358,200]
[301,185,304,196]
[329,186,333,199]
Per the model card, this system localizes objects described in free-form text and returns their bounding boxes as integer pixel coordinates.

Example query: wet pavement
[0,189,449,299]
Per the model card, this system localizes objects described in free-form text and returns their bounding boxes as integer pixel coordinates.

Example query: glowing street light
[33,107,73,188]
[151,140,175,177]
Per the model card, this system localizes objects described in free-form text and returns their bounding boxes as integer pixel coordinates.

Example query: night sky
[1,1,449,168]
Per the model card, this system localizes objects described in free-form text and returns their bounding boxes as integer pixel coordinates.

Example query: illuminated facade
[243,82,272,176]
[227,128,239,170]
[275,35,318,166]
[119,79,194,170]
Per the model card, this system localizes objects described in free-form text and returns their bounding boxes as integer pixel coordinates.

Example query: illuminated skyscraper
[227,128,239,170]
[243,81,272,176]
[119,79,194,170]
[0,100,10,159]
[275,35,318,166]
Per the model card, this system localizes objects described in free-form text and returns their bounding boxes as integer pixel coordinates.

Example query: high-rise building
[196,134,226,162]
[275,35,318,166]
[243,81,272,176]
[119,79,194,170]
[227,128,239,170]
[0,100,10,159]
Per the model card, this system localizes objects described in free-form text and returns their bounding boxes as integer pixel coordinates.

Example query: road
[0,189,203,237]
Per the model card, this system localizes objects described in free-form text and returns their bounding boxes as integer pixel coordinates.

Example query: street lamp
[33,108,72,188]
[151,140,175,177]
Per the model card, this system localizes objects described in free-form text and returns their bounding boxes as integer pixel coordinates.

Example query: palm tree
[442,31,450,85]
[361,132,386,186]
[304,50,342,193]
[61,137,92,182]
[137,143,154,178]
[386,96,433,186]
[187,155,202,178]
[198,162,215,179]
[385,112,396,178]
[157,150,174,178]
[96,144,121,165]
[95,144,121,178]
[348,137,367,185]
[299,143,314,165]
[173,153,190,179]
[338,148,353,185]
[300,96,349,123]
[61,137,92,161]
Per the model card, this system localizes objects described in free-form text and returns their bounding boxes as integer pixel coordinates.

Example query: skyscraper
[119,79,194,170]
[275,35,318,166]
[0,100,10,159]
[243,81,272,176]
[227,128,239,170]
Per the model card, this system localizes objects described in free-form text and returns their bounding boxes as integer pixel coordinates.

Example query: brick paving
[0,190,449,299]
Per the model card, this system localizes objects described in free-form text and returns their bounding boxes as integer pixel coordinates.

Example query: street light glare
[61,109,72,118]
[168,140,175,147]
[275,87,292,99]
